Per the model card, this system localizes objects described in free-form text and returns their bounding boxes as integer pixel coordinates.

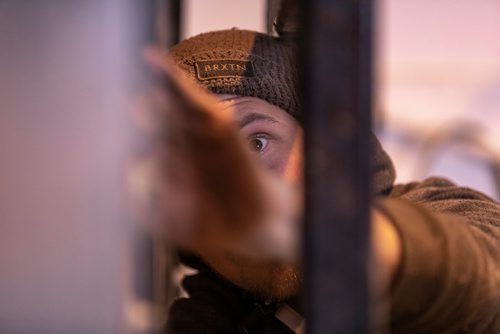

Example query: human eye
[248,135,269,153]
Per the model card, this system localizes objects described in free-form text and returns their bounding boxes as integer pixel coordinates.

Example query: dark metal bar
[156,0,181,48]
[302,0,373,333]
[152,1,182,332]
[266,0,281,34]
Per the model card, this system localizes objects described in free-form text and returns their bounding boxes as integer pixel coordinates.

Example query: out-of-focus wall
[0,1,143,332]
[377,0,500,199]
[181,0,266,39]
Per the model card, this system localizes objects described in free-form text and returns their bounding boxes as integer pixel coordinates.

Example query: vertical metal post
[128,0,182,332]
[302,0,373,333]
[156,0,181,48]
[151,1,182,332]
[266,0,282,34]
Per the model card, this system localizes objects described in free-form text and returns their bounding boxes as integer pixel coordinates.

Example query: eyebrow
[237,112,279,128]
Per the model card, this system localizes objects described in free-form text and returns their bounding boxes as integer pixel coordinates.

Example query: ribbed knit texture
[169,29,301,117]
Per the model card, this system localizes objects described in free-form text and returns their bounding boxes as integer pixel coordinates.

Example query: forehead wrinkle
[237,112,279,128]
[214,96,249,113]
[214,96,285,127]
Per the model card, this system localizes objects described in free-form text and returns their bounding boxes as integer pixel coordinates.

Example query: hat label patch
[195,60,255,80]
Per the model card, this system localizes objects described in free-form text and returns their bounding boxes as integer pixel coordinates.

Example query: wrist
[371,209,402,294]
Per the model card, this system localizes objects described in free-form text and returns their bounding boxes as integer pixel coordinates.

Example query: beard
[201,249,302,302]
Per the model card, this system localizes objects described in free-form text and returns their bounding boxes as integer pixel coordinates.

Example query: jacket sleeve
[377,177,500,333]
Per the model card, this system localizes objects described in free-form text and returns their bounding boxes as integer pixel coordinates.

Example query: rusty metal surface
[301,0,373,332]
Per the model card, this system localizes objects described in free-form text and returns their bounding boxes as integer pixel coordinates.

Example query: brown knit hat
[168,29,300,117]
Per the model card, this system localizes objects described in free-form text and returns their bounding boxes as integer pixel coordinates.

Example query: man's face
[217,95,303,184]
[205,95,303,300]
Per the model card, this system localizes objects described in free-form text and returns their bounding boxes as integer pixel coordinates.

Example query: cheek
[262,130,303,183]
[283,130,304,184]
[206,250,302,300]
[260,149,290,176]
[258,132,303,182]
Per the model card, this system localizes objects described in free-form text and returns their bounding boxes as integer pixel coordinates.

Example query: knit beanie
[168,29,301,117]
